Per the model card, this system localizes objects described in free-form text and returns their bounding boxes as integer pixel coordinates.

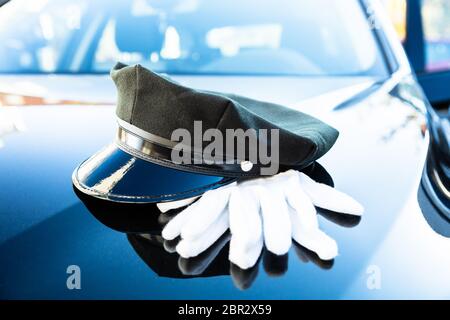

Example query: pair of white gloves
[157,169,363,270]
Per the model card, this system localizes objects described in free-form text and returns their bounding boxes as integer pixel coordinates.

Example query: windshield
[0,0,388,77]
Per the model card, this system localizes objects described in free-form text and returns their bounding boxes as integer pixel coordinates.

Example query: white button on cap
[240,161,253,172]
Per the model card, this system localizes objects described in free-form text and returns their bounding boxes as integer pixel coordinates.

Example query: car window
[0,0,388,77]
[422,0,450,72]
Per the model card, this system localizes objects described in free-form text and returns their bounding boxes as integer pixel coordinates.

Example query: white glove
[157,169,364,270]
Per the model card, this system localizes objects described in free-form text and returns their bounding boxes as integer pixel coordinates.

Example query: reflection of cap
[72,63,339,203]
[127,234,230,279]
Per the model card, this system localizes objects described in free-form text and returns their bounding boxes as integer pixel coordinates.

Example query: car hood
[0,74,449,299]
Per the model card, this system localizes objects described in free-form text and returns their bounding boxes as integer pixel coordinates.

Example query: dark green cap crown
[111,62,339,169]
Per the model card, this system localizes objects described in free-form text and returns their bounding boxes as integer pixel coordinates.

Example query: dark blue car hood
[1,75,449,299]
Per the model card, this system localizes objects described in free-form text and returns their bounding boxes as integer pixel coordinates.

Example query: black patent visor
[72,143,236,203]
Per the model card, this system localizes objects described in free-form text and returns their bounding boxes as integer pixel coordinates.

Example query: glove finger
[176,209,229,258]
[289,208,338,260]
[284,175,319,230]
[181,186,233,241]
[258,187,291,255]
[157,196,199,213]
[162,185,233,240]
[161,208,191,240]
[298,173,364,216]
[228,186,262,249]
[285,178,338,260]
[178,233,231,276]
[229,235,263,270]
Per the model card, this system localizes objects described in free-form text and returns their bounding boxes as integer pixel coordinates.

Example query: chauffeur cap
[72,63,338,203]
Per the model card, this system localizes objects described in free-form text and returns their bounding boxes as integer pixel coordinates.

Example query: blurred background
[0,0,450,110]
[385,0,450,109]
[0,0,448,110]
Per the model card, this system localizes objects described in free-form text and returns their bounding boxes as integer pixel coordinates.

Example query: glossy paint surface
[1,72,449,299]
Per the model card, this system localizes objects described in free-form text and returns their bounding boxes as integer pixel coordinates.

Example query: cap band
[116,126,264,177]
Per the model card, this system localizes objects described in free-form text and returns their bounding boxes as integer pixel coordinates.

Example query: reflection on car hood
[0,74,449,299]
[0,74,374,106]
